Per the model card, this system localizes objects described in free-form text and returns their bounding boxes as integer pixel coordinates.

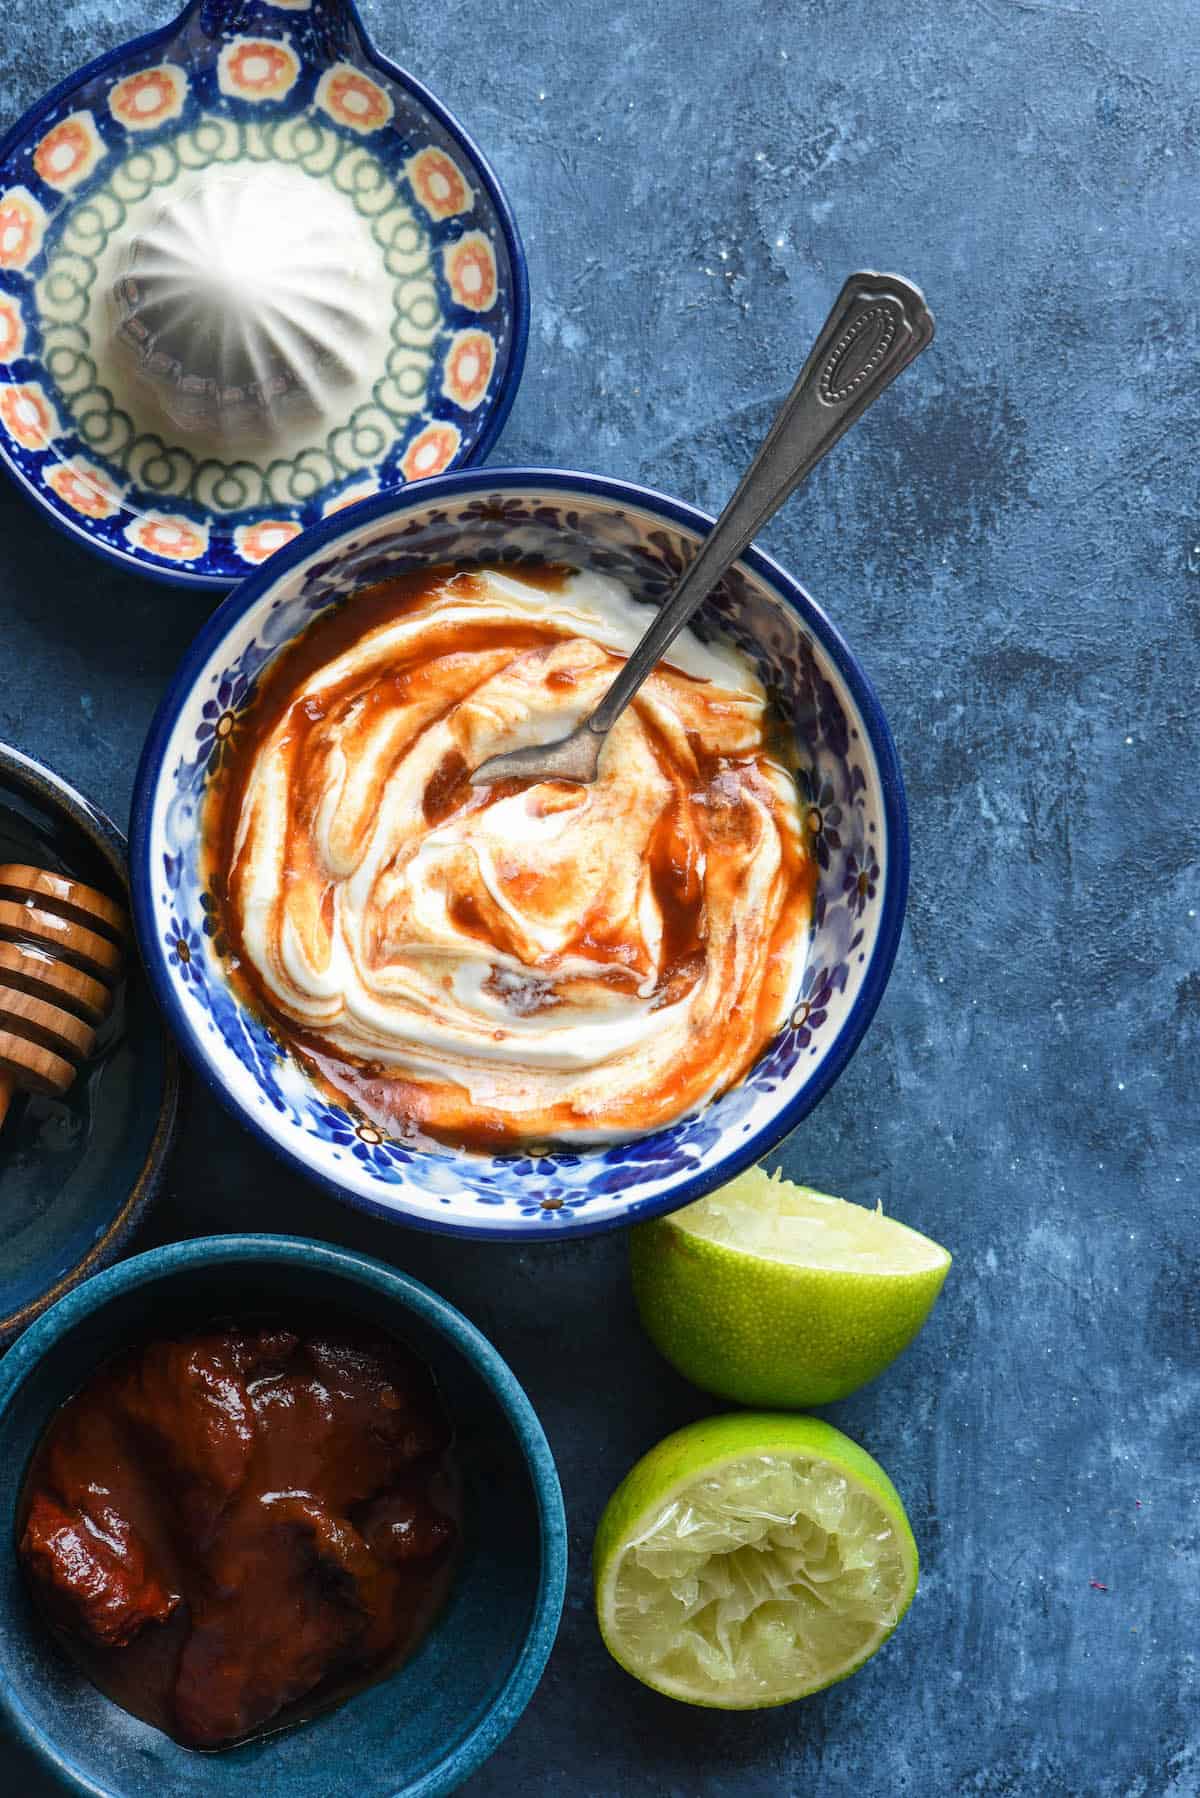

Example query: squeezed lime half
[594,1411,919,1708]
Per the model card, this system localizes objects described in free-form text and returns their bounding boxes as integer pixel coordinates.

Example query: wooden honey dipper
[0,863,127,1130]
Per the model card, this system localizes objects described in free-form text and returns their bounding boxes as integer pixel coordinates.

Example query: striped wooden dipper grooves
[0,863,126,1130]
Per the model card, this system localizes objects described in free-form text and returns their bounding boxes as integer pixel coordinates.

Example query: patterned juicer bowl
[130,470,910,1239]
[0,0,527,589]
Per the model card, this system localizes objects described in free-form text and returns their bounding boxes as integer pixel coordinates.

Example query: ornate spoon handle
[587,272,935,740]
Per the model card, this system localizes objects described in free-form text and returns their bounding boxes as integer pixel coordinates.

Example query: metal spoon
[471,270,934,788]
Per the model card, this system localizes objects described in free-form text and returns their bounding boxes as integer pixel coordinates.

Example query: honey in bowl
[204,564,817,1151]
[18,1316,459,1749]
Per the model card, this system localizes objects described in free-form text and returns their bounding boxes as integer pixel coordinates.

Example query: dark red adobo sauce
[18,1317,459,1748]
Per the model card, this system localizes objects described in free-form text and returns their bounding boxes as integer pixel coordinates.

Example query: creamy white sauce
[228,567,811,1142]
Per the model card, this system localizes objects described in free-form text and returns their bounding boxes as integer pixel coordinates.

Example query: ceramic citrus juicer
[0,0,527,588]
[0,864,127,1131]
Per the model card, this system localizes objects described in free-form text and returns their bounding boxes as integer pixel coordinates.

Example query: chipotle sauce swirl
[204,565,815,1149]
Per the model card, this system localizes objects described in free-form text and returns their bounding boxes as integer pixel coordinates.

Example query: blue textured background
[2,0,1198,1793]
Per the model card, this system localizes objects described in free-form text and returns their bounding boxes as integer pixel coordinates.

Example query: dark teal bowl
[0,742,178,1346]
[0,1235,567,1797]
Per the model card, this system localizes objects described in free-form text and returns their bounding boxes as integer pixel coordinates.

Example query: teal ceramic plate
[0,741,179,1345]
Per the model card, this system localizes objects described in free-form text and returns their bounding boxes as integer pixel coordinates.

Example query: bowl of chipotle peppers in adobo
[0,1234,566,1798]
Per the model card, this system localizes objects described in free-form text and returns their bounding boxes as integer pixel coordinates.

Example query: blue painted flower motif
[195,671,252,771]
[817,677,850,760]
[515,1181,593,1221]
[396,509,449,537]
[629,530,689,598]
[165,916,204,986]
[332,551,423,591]
[800,768,844,871]
[459,495,530,526]
[197,888,228,956]
[592,1157,690,1195]
[299,551,348,598]
[790,962,836,1048]
[590,1110,725,1195]
[506,1153,582,1178]
[844,846,880,915]
[320,1108,416,1172]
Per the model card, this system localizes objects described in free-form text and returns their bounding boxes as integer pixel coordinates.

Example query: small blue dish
[0,741,179,1348]
[0,0,528,590]
[130,468,909,1239]
[0,1233,567,1797]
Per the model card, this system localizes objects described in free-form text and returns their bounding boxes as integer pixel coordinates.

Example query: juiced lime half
[594,1412,918,1707]
[631,1168,951,1407]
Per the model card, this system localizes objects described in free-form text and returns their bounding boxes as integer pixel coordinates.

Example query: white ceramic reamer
[0,0,528,586]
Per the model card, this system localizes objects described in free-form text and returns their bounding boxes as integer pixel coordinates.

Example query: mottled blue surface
[1,0,1197,1794]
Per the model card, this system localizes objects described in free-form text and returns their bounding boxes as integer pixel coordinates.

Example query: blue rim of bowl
[129,466,910,1241]
[0,739,180,1346]
[0,1232,568,1798]
[0,0,531,594]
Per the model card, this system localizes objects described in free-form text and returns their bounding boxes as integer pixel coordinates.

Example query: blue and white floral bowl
[130,471,909,1238]
[0,0,527,589]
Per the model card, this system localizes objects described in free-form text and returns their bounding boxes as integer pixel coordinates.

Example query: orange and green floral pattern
[0,13,518,585]
[400,422,461,483]
[0,299,25,364]
[46,457,122,519]
[124,512,209,562]
[32,113,107,194]
[109,66,188,132]
[234,518,303,564]
[217,38,300,102]
[0,188,47,272]
[315,63,393,133]
[442,330,495,411]
[444,233,498,312]
[0,383,60,450]
[407,148,472,221]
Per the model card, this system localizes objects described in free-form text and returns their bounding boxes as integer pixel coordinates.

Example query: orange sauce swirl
[204,566,815,1149]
